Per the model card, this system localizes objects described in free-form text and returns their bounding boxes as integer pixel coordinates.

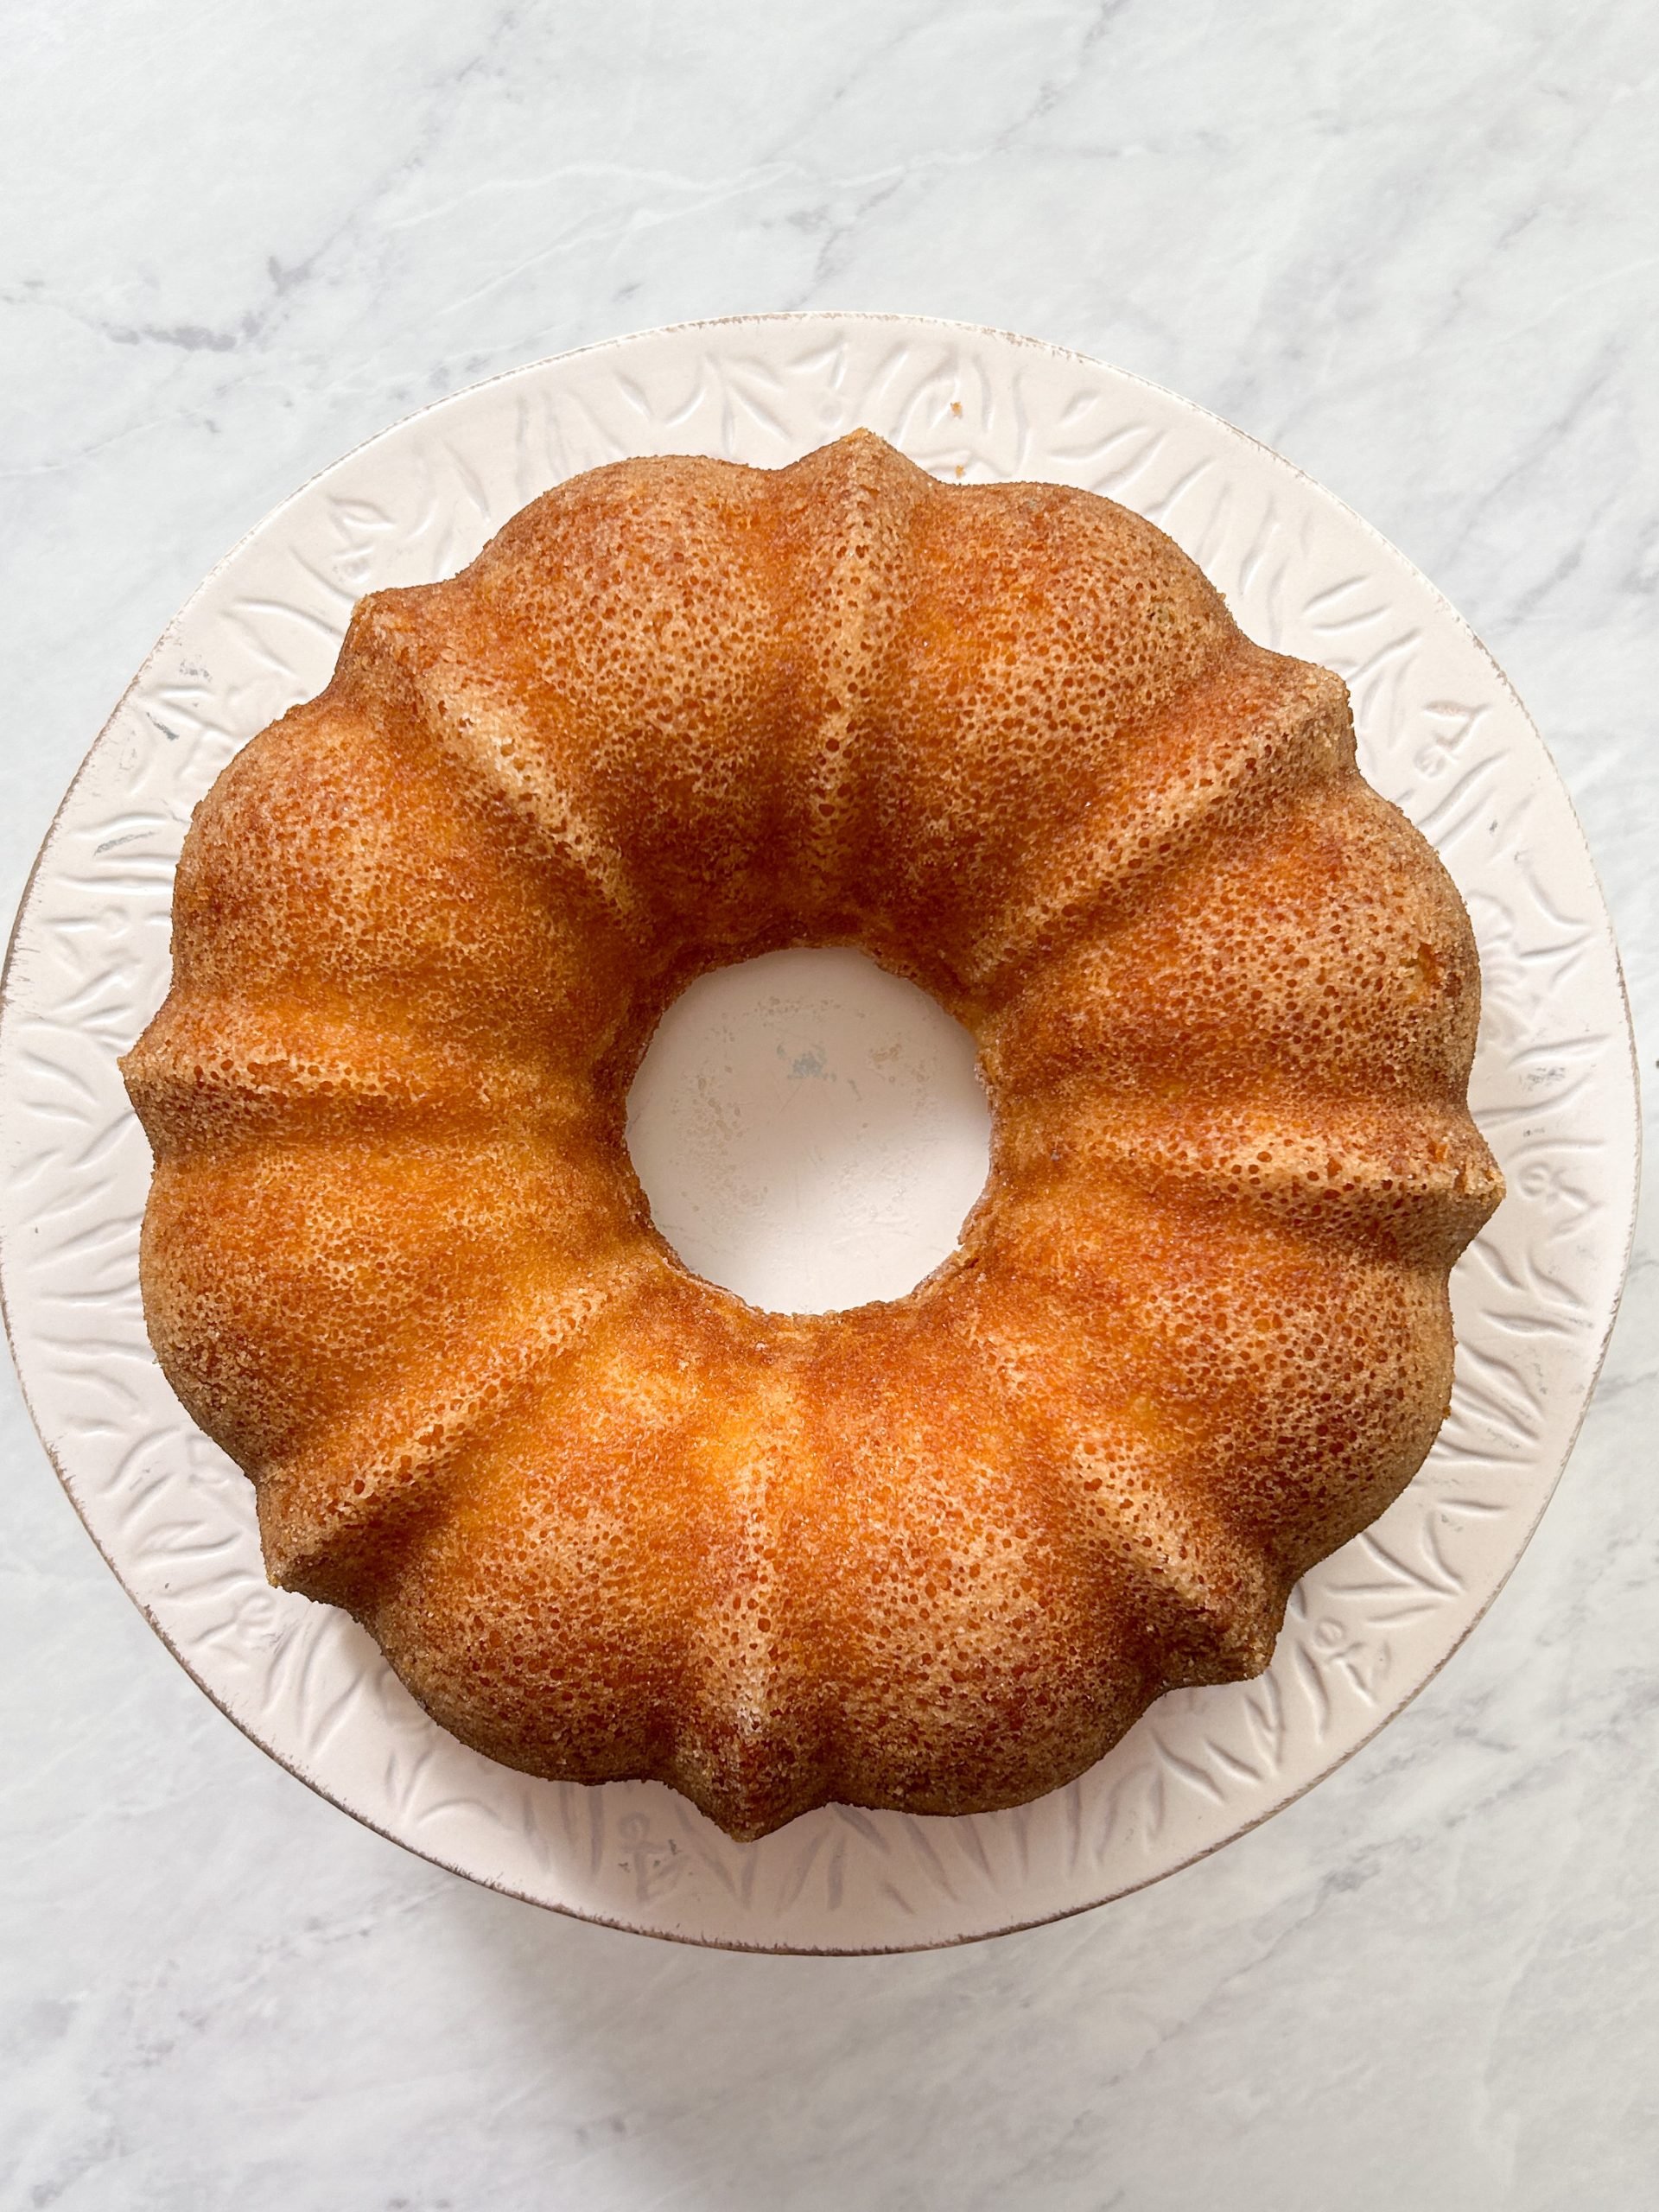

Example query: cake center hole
[626,948,992,1315]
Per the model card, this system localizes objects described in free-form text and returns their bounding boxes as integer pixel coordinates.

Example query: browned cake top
[122,431,1501,1840]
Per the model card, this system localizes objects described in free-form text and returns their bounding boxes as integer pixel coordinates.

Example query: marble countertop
[3,3,1654,2206]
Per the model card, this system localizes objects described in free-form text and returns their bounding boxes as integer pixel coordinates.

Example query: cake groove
[965,653,1351,1000]
[264,1254,657,1602]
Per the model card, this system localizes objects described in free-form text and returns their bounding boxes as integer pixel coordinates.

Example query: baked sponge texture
[122,433,1502,1840]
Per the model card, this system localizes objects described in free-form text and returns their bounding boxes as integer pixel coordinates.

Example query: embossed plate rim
[0,312,1641,1952]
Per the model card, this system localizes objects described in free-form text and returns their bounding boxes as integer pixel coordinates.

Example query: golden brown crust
[120,430,1502,1840]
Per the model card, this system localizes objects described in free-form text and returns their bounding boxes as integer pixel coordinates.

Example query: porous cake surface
[121,431,1502,1840]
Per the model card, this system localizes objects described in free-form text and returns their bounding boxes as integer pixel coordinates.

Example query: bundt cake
[121,430,1503,1842]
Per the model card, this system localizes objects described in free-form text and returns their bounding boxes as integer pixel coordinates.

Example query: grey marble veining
[2,2,1654,2206]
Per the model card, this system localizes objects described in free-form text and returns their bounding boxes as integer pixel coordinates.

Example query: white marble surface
[2,1,1653,2203]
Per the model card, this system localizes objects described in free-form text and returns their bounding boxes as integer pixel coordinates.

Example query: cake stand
[0,315,1638,1951]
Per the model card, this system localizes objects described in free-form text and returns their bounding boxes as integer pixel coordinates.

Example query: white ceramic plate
[0,315,1638,1953]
